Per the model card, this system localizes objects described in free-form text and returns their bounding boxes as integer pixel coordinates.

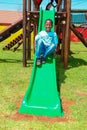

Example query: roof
[0,10,22,25]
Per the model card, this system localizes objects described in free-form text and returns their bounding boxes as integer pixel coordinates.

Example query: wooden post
[61,0,66,61]
[23,0,27,67]
[33,0,39,10]
[27,0,31,60]
[57,0,62,11]
[33,24,37,53]
[61,23,65,61]
[63,0,71,69]
[68,1,71,54]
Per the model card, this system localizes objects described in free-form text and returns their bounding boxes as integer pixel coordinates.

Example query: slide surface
[19,10,64,117]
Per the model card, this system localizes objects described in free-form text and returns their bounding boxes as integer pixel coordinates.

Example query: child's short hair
[45,19,53,25]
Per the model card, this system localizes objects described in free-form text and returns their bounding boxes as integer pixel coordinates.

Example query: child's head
[44,19,53,32]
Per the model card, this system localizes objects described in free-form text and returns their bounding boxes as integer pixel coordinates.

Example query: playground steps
[13,40,23,52]
[3,34,23,50]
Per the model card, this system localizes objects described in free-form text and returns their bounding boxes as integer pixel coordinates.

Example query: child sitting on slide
[35,19,58,66]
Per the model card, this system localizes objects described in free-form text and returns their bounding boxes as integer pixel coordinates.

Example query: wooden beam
[61,0,66,61]
[70,24,87,47]
[32,0,39,10]
[27,11,67,15]
[61,23,65,61]
[23,0,27,67]
[0,19,22,36]
[56,0,62,11]
[63,0,71,69]
[27,0,31,60]
[71,10,87,13]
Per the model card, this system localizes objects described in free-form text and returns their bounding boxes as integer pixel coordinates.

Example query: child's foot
[36,58,41,66]
[41,57,46,64]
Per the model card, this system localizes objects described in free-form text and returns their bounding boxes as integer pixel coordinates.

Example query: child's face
[45,20,52,32]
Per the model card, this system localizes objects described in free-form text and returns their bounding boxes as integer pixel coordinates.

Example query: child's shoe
[41,57,46,64]
[36,58,41,66]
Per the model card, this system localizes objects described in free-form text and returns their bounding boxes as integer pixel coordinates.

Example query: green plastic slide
[19,9,64,117]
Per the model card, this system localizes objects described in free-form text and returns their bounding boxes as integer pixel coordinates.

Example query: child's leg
[36,39,44,58]
[44,44,56,58]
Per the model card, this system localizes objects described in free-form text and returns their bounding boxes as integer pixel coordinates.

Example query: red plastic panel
[36,0,42,5]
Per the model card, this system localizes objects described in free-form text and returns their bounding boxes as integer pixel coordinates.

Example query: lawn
[0,41,87,130]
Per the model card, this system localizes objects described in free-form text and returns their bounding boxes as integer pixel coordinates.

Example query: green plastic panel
[19,10,64,117]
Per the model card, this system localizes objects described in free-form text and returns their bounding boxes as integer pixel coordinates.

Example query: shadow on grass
[0,58,34,65]
[0,58,22,63]
[56,54,87,93]
[55,55,66,93]
[68,55,87,69]
[55,54,87,114]
[27,59,34,67]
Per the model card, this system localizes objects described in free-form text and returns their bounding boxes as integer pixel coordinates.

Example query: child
[35,19,58,65]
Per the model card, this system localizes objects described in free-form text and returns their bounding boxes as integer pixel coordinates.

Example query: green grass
[0,41,87,130]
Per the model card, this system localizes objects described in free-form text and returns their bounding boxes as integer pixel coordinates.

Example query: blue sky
[0,0,22,11]
[0,0,87,11]
[71,0,87,10]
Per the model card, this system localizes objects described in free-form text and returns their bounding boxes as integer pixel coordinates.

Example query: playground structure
[0,0,86,117]
[22,0,87,68]
[0,0,87,68]
[19,0,87,117]
[19,9,64,117]
[22,0,70,68]
[0,18,22,51]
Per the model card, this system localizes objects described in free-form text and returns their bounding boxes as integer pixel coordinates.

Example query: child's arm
[35,32,42,51]
[53,32,59,55]
[53,32,58,45]
[35,34,41,42]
